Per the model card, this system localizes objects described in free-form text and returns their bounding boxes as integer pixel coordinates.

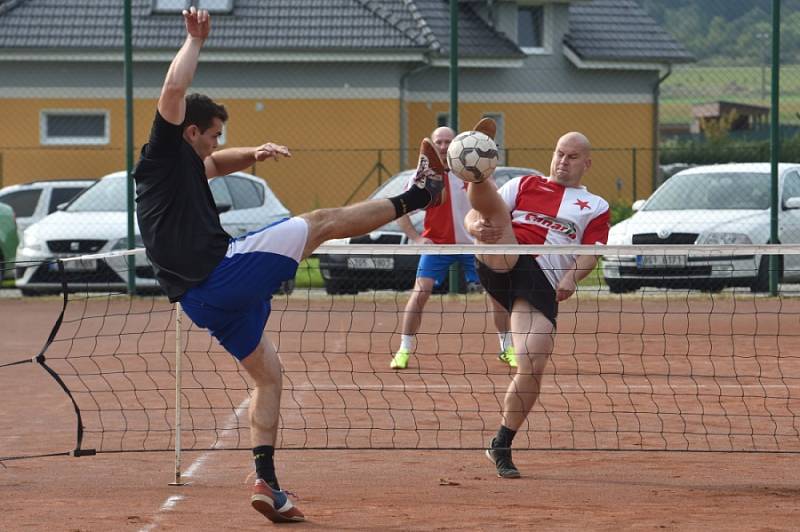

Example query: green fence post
[631,147,638,203]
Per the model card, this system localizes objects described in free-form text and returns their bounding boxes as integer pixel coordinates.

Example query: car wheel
[276,279,295,296]
[606,278,639,294]
[698,281,725,293]
[20,288,58,297]
[324,279,358,295]
[750,255,778,293]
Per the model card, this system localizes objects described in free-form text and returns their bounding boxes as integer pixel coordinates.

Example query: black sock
[494,425,517,448]
[388,186,431,218]
[253,445,279,490]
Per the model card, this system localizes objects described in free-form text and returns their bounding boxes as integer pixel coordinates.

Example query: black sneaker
[485,438,521,478]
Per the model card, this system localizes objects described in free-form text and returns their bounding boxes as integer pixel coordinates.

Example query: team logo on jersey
[515,211,578,239]
[574,198,590,210]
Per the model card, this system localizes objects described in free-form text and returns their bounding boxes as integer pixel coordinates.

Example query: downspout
[652,64,672,191]
[400,58,432,169]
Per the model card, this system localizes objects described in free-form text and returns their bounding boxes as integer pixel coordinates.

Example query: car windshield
[643,172,770,211]
[66,176,127,212]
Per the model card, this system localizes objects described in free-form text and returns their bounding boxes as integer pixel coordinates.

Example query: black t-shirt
[133,111,230,302]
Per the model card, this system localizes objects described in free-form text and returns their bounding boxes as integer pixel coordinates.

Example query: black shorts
[476,255,558,327]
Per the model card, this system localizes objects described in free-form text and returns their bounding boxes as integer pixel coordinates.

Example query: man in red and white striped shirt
[390,126,511,370]
[465,126,610,478]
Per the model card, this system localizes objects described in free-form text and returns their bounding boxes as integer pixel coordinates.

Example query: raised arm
[158,7,210,125]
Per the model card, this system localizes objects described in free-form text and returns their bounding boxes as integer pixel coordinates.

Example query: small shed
[691,101,769,134]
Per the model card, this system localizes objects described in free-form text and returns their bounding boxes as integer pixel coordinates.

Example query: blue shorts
[180,217,308,360]
[416,254,479,286]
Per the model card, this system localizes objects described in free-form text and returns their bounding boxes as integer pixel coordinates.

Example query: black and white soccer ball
[446,131,498,183]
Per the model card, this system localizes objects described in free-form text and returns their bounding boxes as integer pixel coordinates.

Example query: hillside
[639,0,800,65]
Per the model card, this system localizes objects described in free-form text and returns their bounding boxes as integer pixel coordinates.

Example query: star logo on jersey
[574,199,590,210]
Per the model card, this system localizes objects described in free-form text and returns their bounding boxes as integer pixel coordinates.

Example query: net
[3,243,800,459]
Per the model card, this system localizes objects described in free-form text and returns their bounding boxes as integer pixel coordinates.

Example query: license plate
[346,257,394,270]
[62,259,98,272]
[636,255,687,268]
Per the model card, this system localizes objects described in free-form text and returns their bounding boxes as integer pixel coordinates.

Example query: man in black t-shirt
[133,7,446,524]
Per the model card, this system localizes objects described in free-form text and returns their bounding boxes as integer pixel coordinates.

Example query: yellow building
[0,0,691,213]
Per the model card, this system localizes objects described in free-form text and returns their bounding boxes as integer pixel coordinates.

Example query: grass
[660,64,800,125]
[295,257,324,289]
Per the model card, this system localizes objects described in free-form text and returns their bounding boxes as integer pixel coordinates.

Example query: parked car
[602,163,800,293]
[0,179,95,241]
[317,166,542,294]
[15,171,292,295]
[0,202,19,279]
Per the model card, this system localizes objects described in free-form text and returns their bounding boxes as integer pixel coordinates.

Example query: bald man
[464,127,610,478]
[391,126,511,370]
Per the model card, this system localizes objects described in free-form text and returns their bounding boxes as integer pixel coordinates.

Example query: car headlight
[22,231,43,252]
[111,235,144,251]
[697,232,753,245]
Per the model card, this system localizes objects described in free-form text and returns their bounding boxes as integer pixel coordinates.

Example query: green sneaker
[390,348,410,369]
[498,345,517,368]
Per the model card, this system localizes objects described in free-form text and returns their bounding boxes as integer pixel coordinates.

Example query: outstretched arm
[205,143,292,178]
[158,7,210,126]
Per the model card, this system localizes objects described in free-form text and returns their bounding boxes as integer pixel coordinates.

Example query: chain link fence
[0,0,798,293]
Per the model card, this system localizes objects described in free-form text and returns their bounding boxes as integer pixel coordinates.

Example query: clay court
[1,292,799,530]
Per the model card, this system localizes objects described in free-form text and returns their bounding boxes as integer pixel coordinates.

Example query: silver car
[15,171,291,295]
[317,166,541,294]
[603,163,800,293]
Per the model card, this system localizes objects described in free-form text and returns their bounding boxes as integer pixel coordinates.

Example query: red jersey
[498,174,610,288]
[405,171,473,244]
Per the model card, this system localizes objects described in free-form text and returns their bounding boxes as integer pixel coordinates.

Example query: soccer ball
[446,131,498,183]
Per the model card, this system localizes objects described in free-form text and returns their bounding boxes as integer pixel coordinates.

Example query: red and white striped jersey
[405,171,473,244]
[499,174,610,288]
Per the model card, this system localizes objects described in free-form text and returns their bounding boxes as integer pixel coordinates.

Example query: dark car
[317,166,541,294]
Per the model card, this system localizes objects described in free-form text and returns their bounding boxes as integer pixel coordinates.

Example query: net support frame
[168,303,187,486]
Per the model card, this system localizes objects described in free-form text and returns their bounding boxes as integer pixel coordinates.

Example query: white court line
[138,397,250,532]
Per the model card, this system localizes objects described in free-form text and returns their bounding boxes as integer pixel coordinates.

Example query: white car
[0,179,95,241]
[603,163,800,293]
[15,171,291,295]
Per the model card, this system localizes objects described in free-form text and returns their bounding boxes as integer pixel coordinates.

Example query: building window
[40,110,109,146]
[518,6,544,51]
[152,0,233,13]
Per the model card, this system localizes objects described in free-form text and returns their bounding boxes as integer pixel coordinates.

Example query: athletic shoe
[251,478,305,523]
[498,345,517,368]
[413,138,446,208]
[390,348,410,369]
[473,117,497,140]
[485,438,521,478]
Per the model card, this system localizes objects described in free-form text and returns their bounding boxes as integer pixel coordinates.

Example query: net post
[169,302,188,486]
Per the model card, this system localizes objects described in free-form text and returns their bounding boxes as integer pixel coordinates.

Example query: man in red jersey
[464,123,610,478]
[390,126,512,370]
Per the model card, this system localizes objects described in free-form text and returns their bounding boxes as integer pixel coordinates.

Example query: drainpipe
[652,64,672,192]
[399,58,432,169]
